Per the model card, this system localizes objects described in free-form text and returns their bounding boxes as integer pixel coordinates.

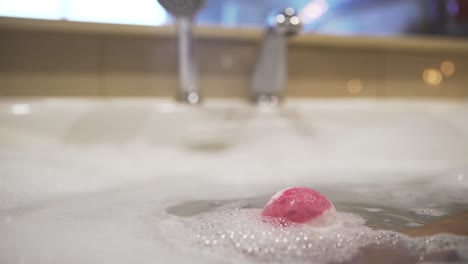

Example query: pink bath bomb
[261,187,337,226]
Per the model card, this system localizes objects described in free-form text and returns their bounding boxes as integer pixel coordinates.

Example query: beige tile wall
[102,36,176,97]
[288,47,382,97]
[0,30,102,96]
[0,28,467,98]
[383,52,467,97]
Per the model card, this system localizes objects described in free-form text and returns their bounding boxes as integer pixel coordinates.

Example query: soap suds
[163,208,468,263]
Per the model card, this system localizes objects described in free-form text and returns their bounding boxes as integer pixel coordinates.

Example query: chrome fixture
[251,7,302,104]
[158,0,206,104]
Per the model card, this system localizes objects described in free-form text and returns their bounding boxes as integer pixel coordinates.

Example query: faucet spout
[177,17,200,104]
[251,7,302,104]
[158,0,206,104]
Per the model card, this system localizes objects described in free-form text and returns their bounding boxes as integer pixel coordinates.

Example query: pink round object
[261,187,337,226]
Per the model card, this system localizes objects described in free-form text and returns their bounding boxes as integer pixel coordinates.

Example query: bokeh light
[422,68,443,86]
[440,60,456,77]
[346,79,363,94]
[299,0,329,24]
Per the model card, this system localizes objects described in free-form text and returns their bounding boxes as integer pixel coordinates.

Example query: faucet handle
[268,7,302,36]
[251,8,302,104]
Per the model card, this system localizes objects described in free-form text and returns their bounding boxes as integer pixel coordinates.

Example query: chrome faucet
[158,0,206,104]
[251,8,302,104]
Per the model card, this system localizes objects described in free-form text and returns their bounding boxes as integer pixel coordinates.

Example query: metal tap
[158,0,206,104]
[251,7,302,104]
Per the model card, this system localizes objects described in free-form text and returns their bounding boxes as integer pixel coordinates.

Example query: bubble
[412,208,447,217]
[163,206,468,263]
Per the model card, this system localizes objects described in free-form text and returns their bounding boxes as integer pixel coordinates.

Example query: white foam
[166,208,468,263]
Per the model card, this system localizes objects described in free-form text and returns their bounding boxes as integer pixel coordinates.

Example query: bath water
[163,181,468,263]
[0,145,467,264]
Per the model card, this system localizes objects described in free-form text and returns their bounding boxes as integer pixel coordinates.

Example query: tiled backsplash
[0,18,467,98]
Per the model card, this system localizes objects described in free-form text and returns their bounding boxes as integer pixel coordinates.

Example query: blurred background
[0,0,467,37]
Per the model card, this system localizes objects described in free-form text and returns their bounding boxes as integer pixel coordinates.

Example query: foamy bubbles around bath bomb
[160,188,468,263]
[180,209,371,263]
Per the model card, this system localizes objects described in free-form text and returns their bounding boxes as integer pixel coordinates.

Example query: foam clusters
[177,208,468,263]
